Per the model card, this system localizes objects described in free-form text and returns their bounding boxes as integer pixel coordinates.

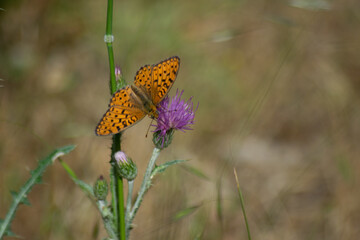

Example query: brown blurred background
[1,0,360,239]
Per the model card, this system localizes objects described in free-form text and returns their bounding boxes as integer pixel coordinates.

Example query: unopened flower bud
[114,66,126,89]
[115,66,122,80]
[93,175,108,201]
[114,151,137,181]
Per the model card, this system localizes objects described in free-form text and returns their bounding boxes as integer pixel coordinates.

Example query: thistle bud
[93,175,108,201]
[114,151,137,181]
[115,66,126,89]
[115,66,122,80]
[152,129,174,150]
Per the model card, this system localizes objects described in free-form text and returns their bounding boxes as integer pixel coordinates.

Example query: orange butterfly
[95,56,180,136]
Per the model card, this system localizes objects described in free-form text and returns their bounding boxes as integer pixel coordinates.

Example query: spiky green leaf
[0,145,76,239]
[10,191,30,206]
[4,228,16,237]
[30,170,43,184]
[10,191,18,200]
[21,197,30,206]
[151,159,187,179]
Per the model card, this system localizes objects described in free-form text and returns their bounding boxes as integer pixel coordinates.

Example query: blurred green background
[1,0,360,239]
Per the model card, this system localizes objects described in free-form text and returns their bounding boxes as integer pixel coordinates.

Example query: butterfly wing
[134,64,153,100]
[95,86,146,136]
[151,56,180,105]
[96,56,180,136]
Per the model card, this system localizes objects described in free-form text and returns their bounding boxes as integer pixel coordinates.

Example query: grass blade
[234,168,252,240]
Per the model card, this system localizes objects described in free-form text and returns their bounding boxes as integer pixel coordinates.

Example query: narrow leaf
[4,228,16,237]
[151,159,187,178]
[216,178,223,224]
[0,220,14,237]
[11,191,31,206]
[10,191,18,200]
[34,175,43,184]
[58,159,94,198]
[21,197,31,206]
[30,170,43,184]
[181,164,210,181]
[234,169,252,240]
[73,179,94,196]
[173,204,201,220]
[0,145,76,239]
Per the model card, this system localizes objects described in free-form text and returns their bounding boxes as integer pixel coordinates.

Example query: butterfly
[95,56,180,136]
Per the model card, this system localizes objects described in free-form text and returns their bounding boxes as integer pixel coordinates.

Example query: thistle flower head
[153,89,197,149]
[114,151,137,181]
[114,151,128,165]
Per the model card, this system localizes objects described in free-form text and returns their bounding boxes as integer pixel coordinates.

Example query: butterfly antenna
[145,119,154,138]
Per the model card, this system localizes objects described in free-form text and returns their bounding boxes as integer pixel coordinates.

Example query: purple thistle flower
[153,89,197,148]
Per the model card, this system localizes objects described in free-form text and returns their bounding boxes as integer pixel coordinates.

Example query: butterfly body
[95,56,180,136]
[130,85,158,119]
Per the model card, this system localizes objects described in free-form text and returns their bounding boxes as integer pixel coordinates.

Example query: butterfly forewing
[134,65,152,100]
[151,56,180,105]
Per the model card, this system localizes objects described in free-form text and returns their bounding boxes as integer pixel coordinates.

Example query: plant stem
[129,148,161,224]
[111,135,125,240]
[105,0,116,94]
[105,0,126,239]
[97,200,118,240]
[116,171,126,240]
[125,180,134,238]
[60,158,119,238]
[110,166,119,235]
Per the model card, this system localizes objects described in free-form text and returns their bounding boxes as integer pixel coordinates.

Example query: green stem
[111,134,126,240]
[110,166,119,234]
[116,170,126,240]
[97,200,118,240]
[105,0,116,95]
[105,0,125,239]
[129,148,161,224]
[125,180,134,238]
